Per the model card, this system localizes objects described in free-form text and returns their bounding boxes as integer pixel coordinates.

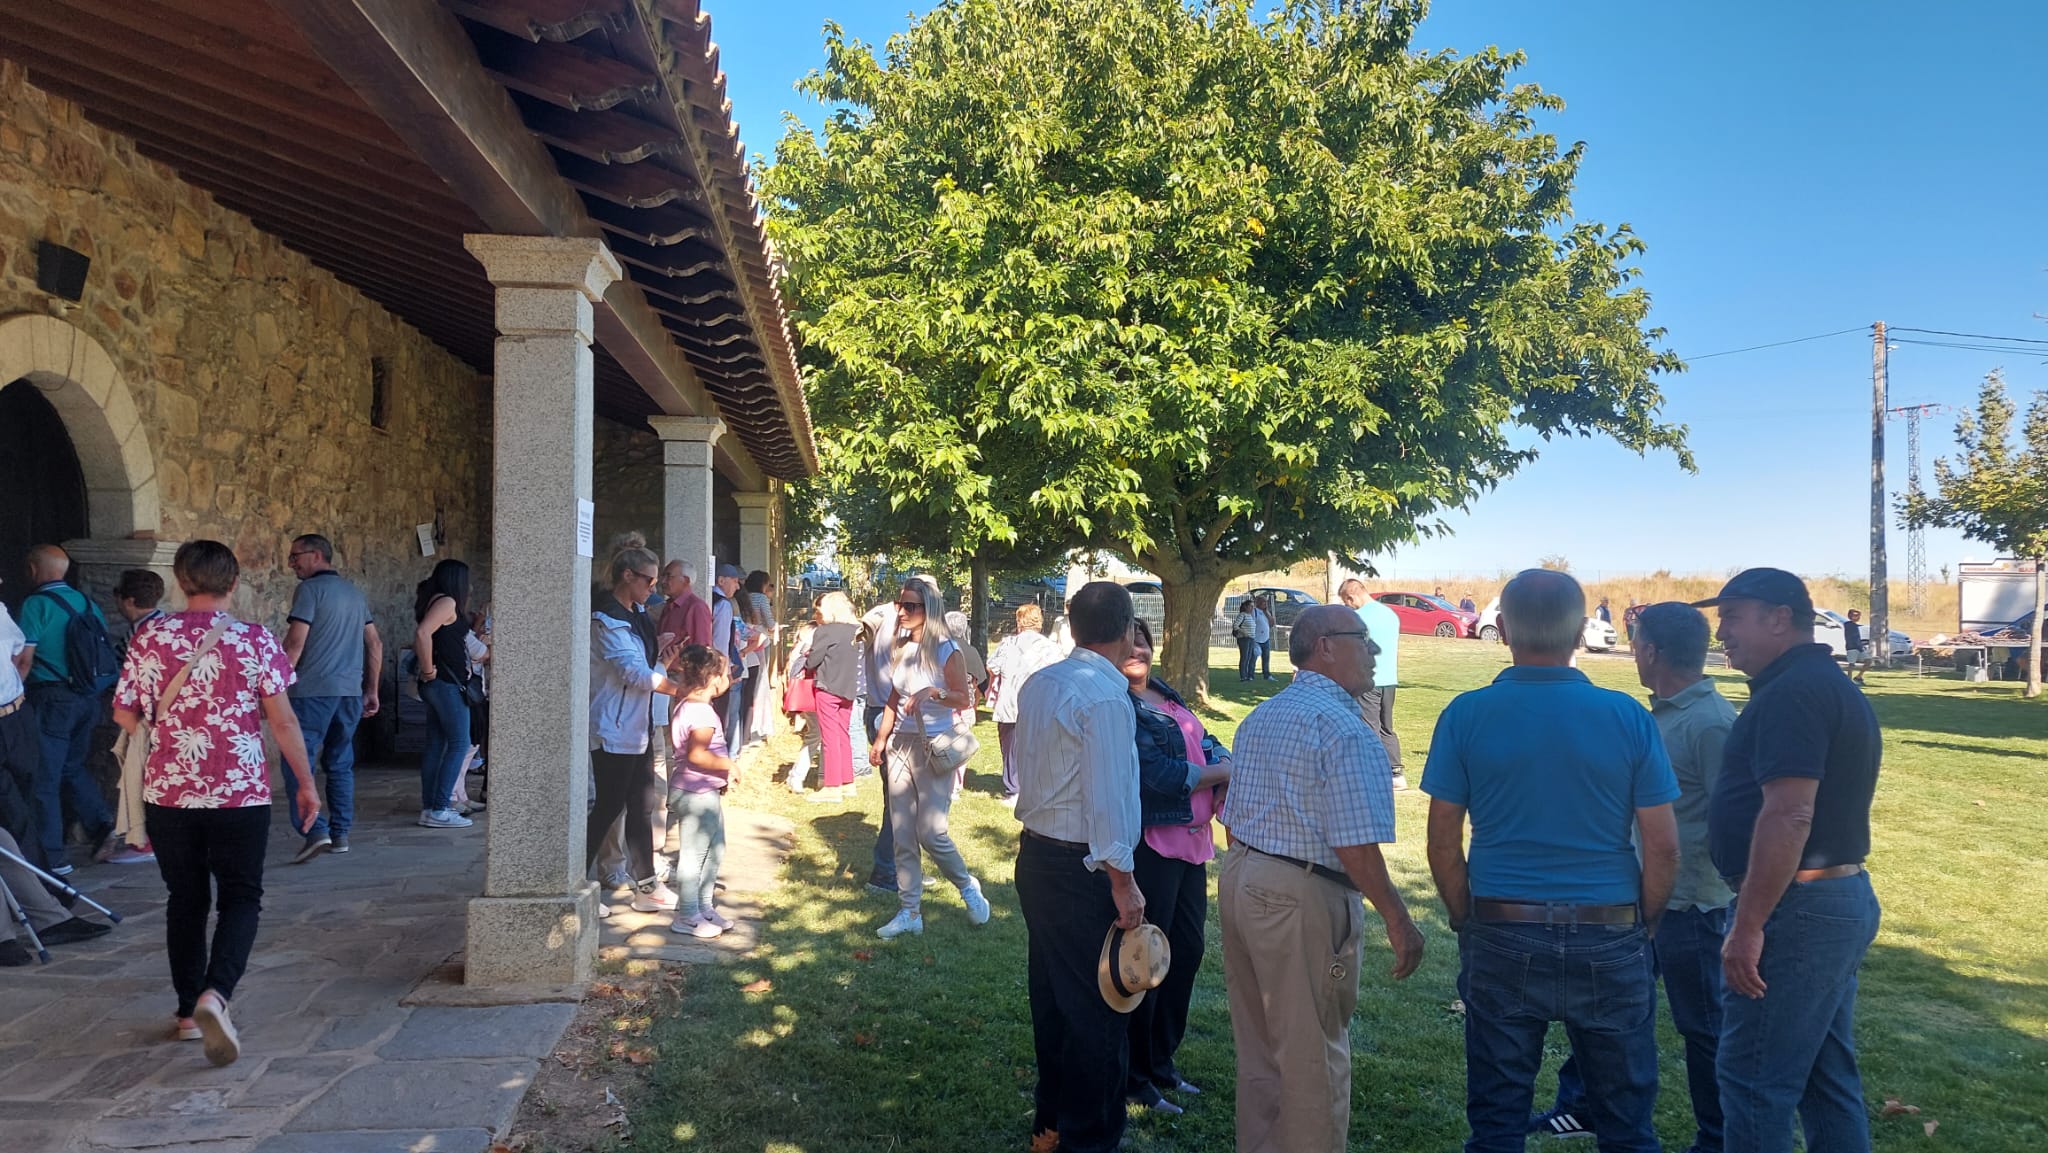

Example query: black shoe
[864,875,899,896]
[1530,1108,1594,1139]
[292,833,332,864]
[330,834,350,854]
[38,917,113,945]
[0,939,30,966]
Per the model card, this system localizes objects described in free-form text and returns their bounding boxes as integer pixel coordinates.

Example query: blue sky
[710,1,2048,582]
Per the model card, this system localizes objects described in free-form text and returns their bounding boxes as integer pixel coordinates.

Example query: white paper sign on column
[416,523,437,558]
[576,499,595,559]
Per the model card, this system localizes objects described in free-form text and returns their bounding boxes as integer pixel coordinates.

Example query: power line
[1890,326,2048,346]
[1679,326,1865,361]
[1889,337,2048,357]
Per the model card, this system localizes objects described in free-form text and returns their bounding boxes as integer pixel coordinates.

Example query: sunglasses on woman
[895,600,926,613]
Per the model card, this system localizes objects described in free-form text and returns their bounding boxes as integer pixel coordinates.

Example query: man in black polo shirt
[1694,569,1881,1153]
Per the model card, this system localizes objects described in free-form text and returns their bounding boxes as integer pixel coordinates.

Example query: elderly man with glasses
[1219,604,1425,1153]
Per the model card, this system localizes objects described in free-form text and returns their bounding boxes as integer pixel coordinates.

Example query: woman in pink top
[112,540,318,1067]
[1122,618,1232,1115]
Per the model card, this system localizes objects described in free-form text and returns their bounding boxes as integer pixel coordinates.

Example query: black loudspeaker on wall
[37,241,90,302]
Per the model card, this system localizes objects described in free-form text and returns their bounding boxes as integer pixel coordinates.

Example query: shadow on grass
[1872,683,2048,743]
[1899,737,2042,760]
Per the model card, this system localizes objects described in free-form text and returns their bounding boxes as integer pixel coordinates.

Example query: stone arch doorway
[0,379,89,612]
[0,313,172,606]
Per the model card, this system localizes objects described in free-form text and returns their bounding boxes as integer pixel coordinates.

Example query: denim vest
[1134,679,1208,828]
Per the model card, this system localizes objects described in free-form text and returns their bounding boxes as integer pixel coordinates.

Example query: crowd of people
[995,569,1880,1153]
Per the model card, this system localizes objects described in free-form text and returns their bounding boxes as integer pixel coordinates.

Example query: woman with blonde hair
[802,591,865,803]
[867,579,989,939]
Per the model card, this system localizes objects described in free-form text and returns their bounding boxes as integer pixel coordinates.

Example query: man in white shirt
[0,596,45,869]
[1339,579,1408,788]
[1013,581,1143,1153]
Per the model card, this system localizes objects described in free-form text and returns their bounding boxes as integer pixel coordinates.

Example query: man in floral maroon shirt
[113,540,318,1067]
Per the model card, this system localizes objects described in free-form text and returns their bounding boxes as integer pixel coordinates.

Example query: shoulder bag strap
[152,621,230,726]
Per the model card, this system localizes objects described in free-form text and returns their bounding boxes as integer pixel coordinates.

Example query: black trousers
[146,803,268,1018]
[587,749,656,884]
[1127,841,1208,1096]
[1016,833,1128,1153]
[0,705,45,869]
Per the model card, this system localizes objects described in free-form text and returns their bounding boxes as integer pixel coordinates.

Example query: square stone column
[461,234,621,988]
[647,415,724,580]
[731,488,777,581]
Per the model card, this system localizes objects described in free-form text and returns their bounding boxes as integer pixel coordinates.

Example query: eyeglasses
[894,600,925,613]
[626,570,658,585]
[287,551,316,561]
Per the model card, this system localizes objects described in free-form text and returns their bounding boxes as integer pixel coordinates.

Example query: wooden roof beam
[273,0,735,458]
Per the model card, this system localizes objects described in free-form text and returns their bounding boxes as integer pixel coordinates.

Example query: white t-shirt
[1251,608,1272,644]
[0,602,25,703]
[890,637,960,734]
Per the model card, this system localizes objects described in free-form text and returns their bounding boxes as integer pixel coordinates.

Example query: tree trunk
[2028,560,2043,699]
[1159,572,1231,708]
[970,554,991,652]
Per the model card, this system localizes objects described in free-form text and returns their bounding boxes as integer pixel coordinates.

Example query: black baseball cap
[1691,567,1814,619]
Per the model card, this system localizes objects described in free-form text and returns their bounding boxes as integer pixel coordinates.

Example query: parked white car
[1813,609,1912,661]
[1475,598,1617,652]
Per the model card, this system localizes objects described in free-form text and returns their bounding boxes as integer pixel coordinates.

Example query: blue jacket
[1133,678,1213,828]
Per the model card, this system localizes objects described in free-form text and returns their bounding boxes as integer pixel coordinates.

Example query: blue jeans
[669,787,725,920]
[1553,905,1728,1151]
[417,678,472,813]
[1458,920,1661,1153]
[1236,636,1256,680]
[1718,872,1880,1153]
[865,703,894,886]
[284,695,361,839]
[26,682,113,859]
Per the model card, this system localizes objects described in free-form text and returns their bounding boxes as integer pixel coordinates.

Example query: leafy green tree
[1901,371,2048,697]
[766,0,1689,699]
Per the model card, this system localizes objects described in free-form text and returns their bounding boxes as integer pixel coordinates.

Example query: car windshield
[1424,595,1459,612]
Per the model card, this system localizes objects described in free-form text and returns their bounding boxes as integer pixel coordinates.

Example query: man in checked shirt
[1219,604,1425,1153]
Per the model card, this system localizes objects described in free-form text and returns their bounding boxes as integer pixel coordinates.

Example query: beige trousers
[1220,847,1365,1153]
[884,730,973,913]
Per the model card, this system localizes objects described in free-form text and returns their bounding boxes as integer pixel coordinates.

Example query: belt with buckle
[0,695,21,718]
[1729,862,1864,891]
[1471,899,1639,926]
[1020,828,1089,853]
[1242,844,1358,892]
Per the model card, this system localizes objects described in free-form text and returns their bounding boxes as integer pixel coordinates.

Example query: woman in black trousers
[1120,620,1232,1114]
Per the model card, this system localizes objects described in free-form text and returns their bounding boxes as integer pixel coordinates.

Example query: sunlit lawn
[630,639,2048,1152]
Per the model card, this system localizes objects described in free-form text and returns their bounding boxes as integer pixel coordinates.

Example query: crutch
[0,871,50,964]
[0,840,123,923]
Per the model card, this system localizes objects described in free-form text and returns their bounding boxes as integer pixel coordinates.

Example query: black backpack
[30,588,122,695]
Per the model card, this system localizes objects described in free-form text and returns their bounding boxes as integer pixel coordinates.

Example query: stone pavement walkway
[1,769,568,1153]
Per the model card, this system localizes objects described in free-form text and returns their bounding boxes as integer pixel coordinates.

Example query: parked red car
[1372,591,1477,638]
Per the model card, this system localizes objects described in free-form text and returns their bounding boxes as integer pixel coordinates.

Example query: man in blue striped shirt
[1220,604,1425,1153]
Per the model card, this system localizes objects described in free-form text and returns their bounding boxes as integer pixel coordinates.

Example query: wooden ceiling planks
[451,0,813,479]
[0,0,812,472]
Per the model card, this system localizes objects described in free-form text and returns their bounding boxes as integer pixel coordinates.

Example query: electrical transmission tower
[1890,402,1948,615]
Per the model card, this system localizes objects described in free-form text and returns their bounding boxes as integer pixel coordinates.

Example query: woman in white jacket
[984,603,1066,804]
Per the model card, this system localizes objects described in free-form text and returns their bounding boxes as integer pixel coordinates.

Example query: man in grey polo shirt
[281,534,382,862]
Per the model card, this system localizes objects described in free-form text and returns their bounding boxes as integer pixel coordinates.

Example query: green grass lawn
[631,640,2048,1152]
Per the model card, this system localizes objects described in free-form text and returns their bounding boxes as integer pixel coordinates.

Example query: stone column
[732,488,777,579]
[461,235,621,988]
[647,415,724,580]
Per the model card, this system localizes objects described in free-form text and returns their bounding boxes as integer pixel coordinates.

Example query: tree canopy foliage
[764,0,1690,695]
[1901,370,2048,696]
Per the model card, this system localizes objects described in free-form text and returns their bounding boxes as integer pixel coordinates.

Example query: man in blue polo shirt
[1695,569,1881,1153]
[1423,568,1680,1153]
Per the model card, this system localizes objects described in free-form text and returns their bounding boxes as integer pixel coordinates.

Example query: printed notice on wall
[415,523,436,558]
[576,499,595,558]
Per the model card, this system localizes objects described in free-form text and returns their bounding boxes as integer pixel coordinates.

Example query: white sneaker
[876,910,924,939]
[703,908,734,931]
[192,993,240,1067]
[670,914,724,939]
[631,882,679,913]
[962,882,991,926]
[597,903,611,917]
[418,809,473,829]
